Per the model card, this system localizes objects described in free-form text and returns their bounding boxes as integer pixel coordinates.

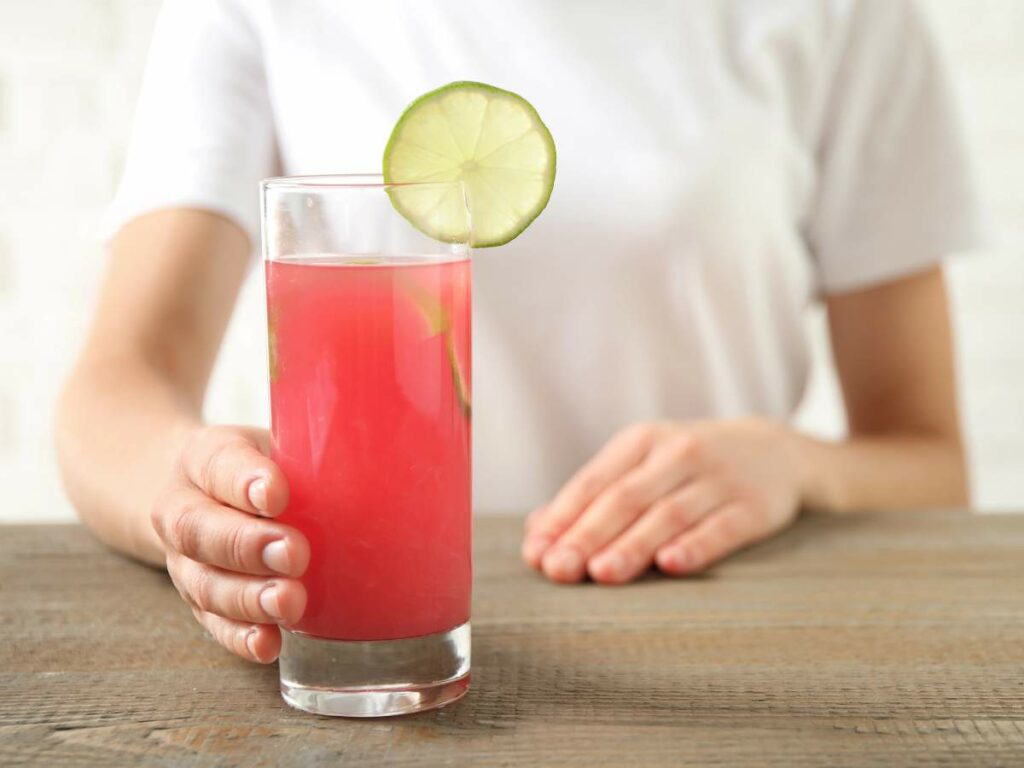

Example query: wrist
[786,428,833,512]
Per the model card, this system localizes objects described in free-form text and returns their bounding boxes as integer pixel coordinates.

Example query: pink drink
[267,255,471,642]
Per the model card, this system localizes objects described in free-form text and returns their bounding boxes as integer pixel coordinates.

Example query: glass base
[278,621,470,717]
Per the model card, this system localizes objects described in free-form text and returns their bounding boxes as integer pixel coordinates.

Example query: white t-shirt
[107,0,983,512]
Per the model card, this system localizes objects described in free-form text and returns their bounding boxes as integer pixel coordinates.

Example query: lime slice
[383,81,556,247]
[396,273,472,418]
[267,310,279,382]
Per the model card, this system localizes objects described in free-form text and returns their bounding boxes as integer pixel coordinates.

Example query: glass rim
[261,173,462,192]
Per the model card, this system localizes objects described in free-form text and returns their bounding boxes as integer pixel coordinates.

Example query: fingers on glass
[170,556,307,625]
[180,428,288,517]
[154,488,309,576]
[191,608,282,664]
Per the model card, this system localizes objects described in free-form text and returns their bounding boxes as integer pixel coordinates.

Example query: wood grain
[2,511,1023,766]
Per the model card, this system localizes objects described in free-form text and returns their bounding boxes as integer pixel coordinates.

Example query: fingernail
[594,551,627,580]
[262,540,291,575]
[544,546,583,579]
[259,585,283,621]
[523,535,552,563]
[244,628,259,658]
[248,477,269,513]
[659,548,687,572]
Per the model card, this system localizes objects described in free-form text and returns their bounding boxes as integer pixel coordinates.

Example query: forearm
[57,210,251,564]
[795,430,967,512]
[56,359,201,566]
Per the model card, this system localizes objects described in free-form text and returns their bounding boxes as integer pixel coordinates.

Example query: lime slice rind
[383,81,556,248]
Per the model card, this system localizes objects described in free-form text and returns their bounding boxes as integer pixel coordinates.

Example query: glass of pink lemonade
[261,175,472,717]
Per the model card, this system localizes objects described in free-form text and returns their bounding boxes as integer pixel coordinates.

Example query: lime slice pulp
[383,81,556,247]
[396,272,472,417]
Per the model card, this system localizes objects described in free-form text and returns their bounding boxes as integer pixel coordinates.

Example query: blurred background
[0,0,1020,522]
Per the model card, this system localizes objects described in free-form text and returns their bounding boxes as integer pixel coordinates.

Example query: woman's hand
[522,419,806,584]
[151,425,309,663]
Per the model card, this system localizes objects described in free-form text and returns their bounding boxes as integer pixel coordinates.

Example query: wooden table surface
[2,512,1024,767]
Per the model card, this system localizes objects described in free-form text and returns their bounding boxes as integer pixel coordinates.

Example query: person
[56,0,982,664]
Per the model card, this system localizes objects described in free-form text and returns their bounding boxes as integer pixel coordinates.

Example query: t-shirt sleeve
[806,0,986,294]
[102,0,276,244]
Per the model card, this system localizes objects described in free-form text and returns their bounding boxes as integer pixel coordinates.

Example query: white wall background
[0,0,1020,523]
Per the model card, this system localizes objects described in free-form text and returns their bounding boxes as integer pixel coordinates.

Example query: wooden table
[2,512,1024,766]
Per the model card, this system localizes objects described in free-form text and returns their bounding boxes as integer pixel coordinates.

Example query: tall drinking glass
[261,175,472,717]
